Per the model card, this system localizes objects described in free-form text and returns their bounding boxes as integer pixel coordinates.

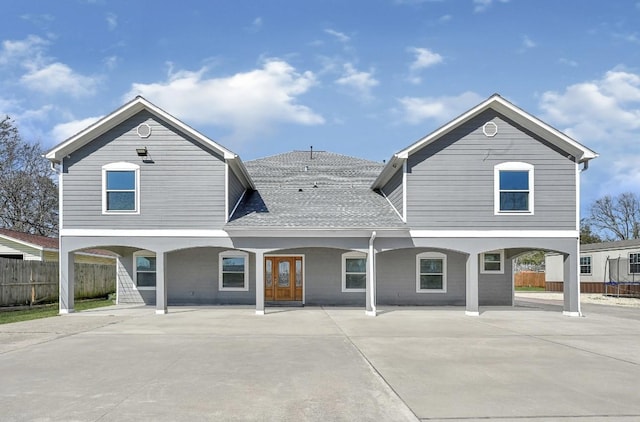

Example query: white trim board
[61,229,577,239]
[410,230,578,238]
[61,229,230,237]
[0,234,47,252]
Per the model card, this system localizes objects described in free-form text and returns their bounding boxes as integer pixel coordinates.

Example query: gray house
[45,94,597,316]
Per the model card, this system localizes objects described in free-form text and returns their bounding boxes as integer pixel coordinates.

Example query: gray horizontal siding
[380,168,403,218]
[377,248,466,305]
[117,255,147,304]
[116,244,516,306]
[406,109,576,230]
[227,168,245,219]
[478,257,513,306]
[63,111,227,230]
[275,247,365,306]
[167,247,255,305]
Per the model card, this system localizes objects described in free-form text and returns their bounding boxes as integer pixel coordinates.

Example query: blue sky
[2,0,640,216]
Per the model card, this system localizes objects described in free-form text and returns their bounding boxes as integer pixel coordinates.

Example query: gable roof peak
[44,96,255,189]
[372,93,598,189]
[46,96,234,162]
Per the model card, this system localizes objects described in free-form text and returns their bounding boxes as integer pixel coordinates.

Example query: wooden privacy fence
[0,258,116,307]
[514,271,546,288]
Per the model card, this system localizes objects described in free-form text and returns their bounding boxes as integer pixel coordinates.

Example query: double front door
[265,256,303,301]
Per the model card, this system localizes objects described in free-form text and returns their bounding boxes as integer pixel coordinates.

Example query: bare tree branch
[589,192,640,240]
[0,116,58,236]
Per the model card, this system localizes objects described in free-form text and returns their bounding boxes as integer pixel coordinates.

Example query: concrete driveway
[1,300,639,421]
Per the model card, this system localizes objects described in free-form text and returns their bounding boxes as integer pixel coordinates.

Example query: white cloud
[439,14,452,23]
[50,116,102,143]
[396,91,484,124]
[20,14,54,29]
[474,0,509,13]
[522,35,536,49]
[407,47,443,83]
[106,13,118,30]
[0,97,20,117]
[325,29,350,43]
[335,63,379,101]
[104,55,118,70]
[1,35,100,99]
[246,17,263,33]
[0,35,48,66]
[539,70,640,198]
[21,62,100,97]
[394,0,447,4]
[540,70,640,133]
[124,59,324,141]
[408,47,443,71]
[16,104,54,122]
[558,58,578,67]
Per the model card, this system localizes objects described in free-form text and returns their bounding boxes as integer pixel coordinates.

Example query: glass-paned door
[264,256,303,301]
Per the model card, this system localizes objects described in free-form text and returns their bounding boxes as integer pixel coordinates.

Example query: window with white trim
[494,162,534,214]
[416,252,447,293]
[219,251,249,291]
[580,256,592,275]
[481,250,504,274]
[134,251,156,289]
[102,162,140,214]
[629,253,640,274]
[342,252,367,292]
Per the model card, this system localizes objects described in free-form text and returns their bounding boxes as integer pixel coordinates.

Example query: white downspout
[367,231,377,316]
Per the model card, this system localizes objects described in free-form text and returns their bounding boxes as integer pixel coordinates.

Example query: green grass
[515,286,546,291]
[0,298,114,325]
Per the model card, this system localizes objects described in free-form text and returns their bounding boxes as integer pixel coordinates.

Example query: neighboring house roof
[372,93,599,189]
[45,96,254,189]
[226,151,407,232]
[0,228,58,251]
[0,228,115,258]
[581,239,640,253]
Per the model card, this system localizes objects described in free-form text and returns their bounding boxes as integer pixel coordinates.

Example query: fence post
[30,264,35,306]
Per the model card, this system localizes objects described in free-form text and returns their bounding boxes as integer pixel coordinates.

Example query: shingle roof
[226,151,406,230]
[0,228,58,249]
[581,239,640,252]
[0,228,115,258]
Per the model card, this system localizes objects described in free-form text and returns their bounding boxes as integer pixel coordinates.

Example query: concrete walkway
[1,301,640,421]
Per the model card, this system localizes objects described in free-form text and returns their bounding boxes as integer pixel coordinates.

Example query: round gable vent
[483,121,498,137]
[137,123,152,138]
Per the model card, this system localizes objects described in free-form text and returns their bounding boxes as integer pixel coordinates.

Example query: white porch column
[563,245,581,317]
[155,252,168,315]
[115,256,123,305]
[465,252,479,316]
[365,232,377,316]
[255,250,265,315]
[59,248,75,314]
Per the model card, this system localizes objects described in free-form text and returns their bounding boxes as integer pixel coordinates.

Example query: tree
[0,116,58,236]
[516,251,545,266]
[588,192,640,241]
[580,219,602,244]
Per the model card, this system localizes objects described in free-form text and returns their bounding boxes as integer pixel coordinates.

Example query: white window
[494,162,534,215]
[481,250,504,274]
[102,162,140,214]
[629,253,640,274]
[134,251,156,290]
[416,252,447,293]
[219,251,249,291]
[342,252,367,292]
[580,256,592,275]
